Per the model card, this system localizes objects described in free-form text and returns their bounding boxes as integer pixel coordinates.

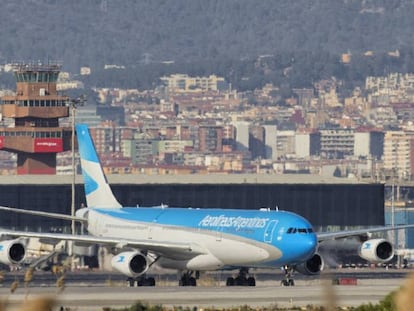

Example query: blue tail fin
[76,124,122,208]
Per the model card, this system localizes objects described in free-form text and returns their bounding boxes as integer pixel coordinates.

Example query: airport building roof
[0,174,373,185]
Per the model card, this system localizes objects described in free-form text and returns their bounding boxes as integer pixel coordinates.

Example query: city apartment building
[160,74,226,92]
[89,126,121,154]
[383,131,414,179]
[354,130,384,159]
[275,130,296,158]
[263,125,277,160]
[295,131,320,158]
[123,139,154,165]
[233,121,250,153]
[319,129,354,159]
[249,125,266,159]
[198,126,223,153]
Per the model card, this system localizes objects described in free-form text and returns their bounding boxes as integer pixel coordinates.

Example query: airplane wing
[0,229,206,260]
[0,206,85,223]
[317,224,414,241]
[0,206,206,260]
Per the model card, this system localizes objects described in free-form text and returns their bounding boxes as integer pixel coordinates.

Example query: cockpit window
[287,227,313,234]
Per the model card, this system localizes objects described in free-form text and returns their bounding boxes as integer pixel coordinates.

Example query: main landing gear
[127,275,156,287]
[280,265,295,286]
[226,268,256,286]
[179,270,199,286]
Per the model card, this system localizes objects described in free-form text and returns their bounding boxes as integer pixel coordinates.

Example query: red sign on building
[34,138,63,153]
[0,136,3,149]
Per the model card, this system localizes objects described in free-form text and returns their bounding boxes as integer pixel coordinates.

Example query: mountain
[1,0,414,73]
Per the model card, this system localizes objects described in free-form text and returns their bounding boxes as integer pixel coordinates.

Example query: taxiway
[0,277,408,311]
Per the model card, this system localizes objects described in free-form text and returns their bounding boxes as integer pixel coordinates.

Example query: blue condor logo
[199,215,271,230]
[362,242,371,250]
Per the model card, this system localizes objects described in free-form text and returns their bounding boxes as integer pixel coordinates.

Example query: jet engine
[0,239,26,265]
[359,238,394,263]
[111,251,149,278]
[295,253,324,275]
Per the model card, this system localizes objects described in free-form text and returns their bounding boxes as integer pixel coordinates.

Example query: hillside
[1,0,414,73]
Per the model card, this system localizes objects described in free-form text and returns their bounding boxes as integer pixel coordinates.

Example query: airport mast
[0,62,72,174]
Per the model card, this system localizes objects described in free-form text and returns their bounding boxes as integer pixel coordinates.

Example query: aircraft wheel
[189,277,197,286]
[147,277,156,286]
[235,276,247,286]
[226,277,235,286]
[180,276,197,286]
[127,278,136,287]
[281,279,295,286]
[137,277,156,286]
[247,277,256,286]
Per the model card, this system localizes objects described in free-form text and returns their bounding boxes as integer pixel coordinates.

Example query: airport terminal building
[0,174,385,232]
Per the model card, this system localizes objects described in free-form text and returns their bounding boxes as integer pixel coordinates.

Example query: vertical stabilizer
[76,124,122,208]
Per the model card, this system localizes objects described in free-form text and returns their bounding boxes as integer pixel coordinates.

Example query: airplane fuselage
[81,207,318,271]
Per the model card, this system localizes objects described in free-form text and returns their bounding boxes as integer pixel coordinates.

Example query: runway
[0,278,408,311]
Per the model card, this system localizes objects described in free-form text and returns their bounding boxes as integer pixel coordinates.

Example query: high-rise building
[198,126,223,153]
[320,128,354,159]
[233,121,250,153]
[249,125,265,159]
[383,131,413,179]
[354,130,384,160]
[295,130,320,158]
[263,125,277,160]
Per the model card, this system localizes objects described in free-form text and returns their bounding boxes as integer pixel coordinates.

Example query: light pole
[71,103,76,240]
[68,95,86,270]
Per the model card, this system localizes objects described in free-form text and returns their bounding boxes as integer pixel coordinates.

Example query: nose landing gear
[281,265,295,286]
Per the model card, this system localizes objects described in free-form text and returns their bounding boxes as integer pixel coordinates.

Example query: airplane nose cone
[309,232,318,246]
[303,233,318,258]
[292,232,318,260]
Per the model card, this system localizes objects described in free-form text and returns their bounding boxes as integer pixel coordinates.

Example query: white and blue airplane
[0,123,411,286]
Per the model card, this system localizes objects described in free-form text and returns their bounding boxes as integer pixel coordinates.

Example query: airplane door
[264,220,278,243]
[148,210,165,240]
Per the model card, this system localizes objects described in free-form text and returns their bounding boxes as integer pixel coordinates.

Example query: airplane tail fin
[75,124,122,208]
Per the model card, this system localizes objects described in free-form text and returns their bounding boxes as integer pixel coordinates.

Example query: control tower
[0,63,72,174]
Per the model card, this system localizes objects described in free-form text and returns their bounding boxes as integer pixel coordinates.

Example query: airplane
[0,123,412,287]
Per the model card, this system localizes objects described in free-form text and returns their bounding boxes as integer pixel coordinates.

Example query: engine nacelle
[0,239,26,265]
[111,251,149,278]
[295,253,324,275]
[359,238,394,263]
